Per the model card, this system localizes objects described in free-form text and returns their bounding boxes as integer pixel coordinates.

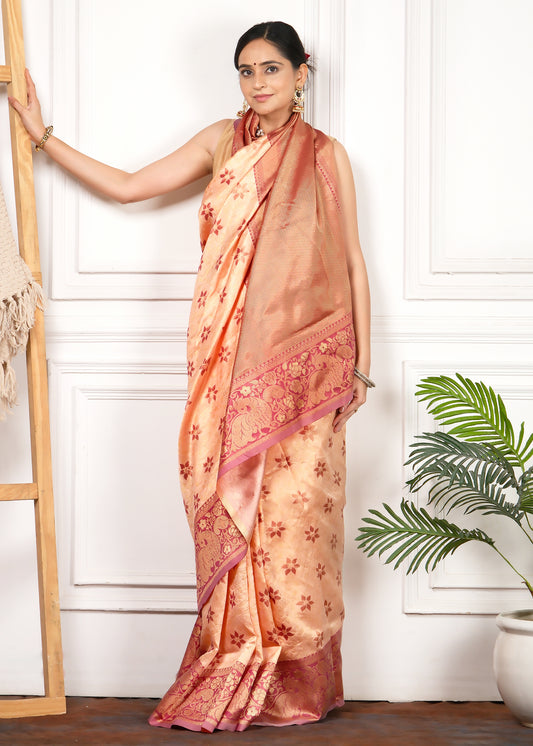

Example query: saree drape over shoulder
[149,110,356,732]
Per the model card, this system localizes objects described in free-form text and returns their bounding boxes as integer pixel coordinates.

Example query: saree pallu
[149,110,356,732]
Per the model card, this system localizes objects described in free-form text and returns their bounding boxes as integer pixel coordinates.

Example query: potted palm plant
[357,373,533,727]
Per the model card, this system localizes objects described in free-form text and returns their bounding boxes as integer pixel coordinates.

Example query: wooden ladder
[0,0,65,718]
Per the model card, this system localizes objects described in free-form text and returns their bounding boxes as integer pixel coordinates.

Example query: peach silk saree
[149,109,356,732]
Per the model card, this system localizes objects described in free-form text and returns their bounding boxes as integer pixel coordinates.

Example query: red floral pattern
[189,425,201,440]
[230,631,245,648]
[179,461,193,480]
[276,623,295,641]
[265,521,286,539]
[206,385,218,403]
[198,358,210,377]
[219,168,235,185]
[275,454,292,470]
[282,558,300,575]
[297,595,314,612]
[218,346,230,363]
[200,202,214,221]
[292,490,309,505]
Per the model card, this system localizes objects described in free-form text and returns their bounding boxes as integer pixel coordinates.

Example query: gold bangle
[35,125,53,152]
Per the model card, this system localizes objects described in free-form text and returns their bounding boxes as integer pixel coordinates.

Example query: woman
[10,21,372,732]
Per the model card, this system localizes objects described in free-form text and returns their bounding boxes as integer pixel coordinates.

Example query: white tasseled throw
[0,181,43,418]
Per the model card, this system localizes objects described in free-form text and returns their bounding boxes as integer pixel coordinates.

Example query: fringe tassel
[0,279,45,419]
[0,361,17,420]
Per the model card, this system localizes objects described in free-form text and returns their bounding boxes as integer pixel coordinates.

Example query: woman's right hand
[8,69,46,145]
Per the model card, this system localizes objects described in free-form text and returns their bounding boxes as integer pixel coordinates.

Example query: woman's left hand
[332,377,368,433]
[8,69,46,144]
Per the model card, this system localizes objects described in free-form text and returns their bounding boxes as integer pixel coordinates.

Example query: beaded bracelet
[354,367,376,388]
[35,125,53,152]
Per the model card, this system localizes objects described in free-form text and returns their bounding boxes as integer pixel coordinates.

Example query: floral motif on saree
[149,109,355,731]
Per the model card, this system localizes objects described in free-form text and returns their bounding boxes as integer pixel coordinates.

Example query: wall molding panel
[402,360,533,614]
[49,360,197,612]
[404,0,533,299]
[304,0,345,140]
[50,0,199,301]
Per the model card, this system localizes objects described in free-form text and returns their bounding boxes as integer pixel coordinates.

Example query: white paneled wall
[1,0,532,700]
[342,0,533,701]
[405,0,533,298]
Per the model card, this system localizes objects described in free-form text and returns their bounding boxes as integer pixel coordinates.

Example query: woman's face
[237,38,307,121]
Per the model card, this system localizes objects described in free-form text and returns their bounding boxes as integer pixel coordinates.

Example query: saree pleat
[150,412,345,731]
[149,110,354,731]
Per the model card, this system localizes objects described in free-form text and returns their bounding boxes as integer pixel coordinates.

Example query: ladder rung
[0,65,11,83]
[0,696,66,718]
[0,483,38,501]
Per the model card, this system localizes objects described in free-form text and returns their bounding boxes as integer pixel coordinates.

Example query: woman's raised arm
[9,70,230,204]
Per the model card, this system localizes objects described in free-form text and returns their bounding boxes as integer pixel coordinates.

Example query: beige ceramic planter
[494,610,533,728]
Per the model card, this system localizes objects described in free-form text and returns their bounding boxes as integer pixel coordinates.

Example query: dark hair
[234,21,308,71]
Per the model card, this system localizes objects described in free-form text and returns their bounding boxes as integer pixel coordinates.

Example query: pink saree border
[232,312,352,388]
[218,390,352,479]
[149,627,344,732]
[219,313,355,477]
[194,492,248,609]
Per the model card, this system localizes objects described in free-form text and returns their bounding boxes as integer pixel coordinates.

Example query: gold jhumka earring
[237,99,249,117]
[292,86,305,114]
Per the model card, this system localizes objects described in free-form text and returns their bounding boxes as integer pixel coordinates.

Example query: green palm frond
[519,467,533,514]
[356,500,495,574]
[404,432,522,522]
[416,374,531,469]
[406,432,518,493]
[425,470,523,522]
[356,374,533,595]
[517,422,533,466]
